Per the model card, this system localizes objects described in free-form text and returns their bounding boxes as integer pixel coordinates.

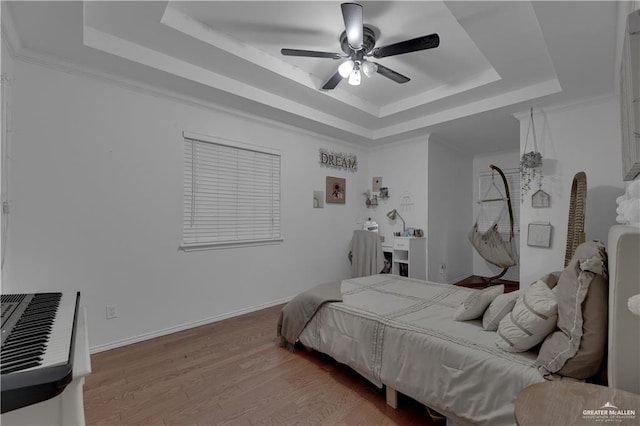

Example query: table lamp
[387,209,405,233]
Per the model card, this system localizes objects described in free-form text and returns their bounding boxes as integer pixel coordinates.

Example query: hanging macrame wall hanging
[520,108,544,203]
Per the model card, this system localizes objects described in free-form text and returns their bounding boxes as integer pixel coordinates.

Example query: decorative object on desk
[616,179,640,225]
[313,191,324,208]
[415,229,424,237]
[387,209,405,233]
[319,148,357,172]
[520,108,543,202]
[531,189,550,208]
[326,176,346,204]
[527,222,552,248]
[363,219,378,232]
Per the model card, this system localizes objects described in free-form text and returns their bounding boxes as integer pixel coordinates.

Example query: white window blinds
[477,168,520,235]
[182,132,281,249]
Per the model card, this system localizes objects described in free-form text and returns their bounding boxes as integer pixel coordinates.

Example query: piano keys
[1,292,80,414]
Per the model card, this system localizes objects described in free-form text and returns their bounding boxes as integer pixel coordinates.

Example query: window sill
[179,238,284,252]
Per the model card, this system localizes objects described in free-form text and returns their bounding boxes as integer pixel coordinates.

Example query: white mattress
[298,274,545,426]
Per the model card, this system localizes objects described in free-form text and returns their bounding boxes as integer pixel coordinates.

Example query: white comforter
[298,274,545,426]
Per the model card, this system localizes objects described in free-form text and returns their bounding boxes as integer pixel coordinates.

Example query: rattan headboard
[564,172,587,267]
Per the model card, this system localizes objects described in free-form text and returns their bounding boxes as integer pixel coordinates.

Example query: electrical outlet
[106,305,118,320]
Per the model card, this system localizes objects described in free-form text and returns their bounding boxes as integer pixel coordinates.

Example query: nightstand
[391,237,426,280]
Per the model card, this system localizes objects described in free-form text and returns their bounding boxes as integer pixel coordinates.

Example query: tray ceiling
[2,1,621,152]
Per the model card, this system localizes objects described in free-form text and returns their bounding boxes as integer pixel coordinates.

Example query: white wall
[472,150,520,281]
[518,95,624,286]
[2,58,369,351]
[427,137,474,283]
[1,26,14,290]
[365,138,428,247]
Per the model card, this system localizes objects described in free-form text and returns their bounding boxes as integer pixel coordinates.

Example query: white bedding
[298,274,545,426]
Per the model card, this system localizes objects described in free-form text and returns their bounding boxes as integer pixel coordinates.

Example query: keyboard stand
[1,307,92,426]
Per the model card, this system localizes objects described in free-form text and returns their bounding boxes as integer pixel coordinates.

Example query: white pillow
[496,280,558,352]
[454,285,504,321]
[482,290,522,331]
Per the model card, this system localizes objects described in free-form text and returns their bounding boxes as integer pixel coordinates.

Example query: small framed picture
[326,176,346,204]
[313,191,324,208]
[527,222,552,248]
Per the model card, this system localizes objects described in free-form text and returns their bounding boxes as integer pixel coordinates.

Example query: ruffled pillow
[536,241,608,379]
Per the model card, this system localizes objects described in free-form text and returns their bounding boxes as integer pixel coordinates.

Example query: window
[477,168,520,235]
[182,131,281,250]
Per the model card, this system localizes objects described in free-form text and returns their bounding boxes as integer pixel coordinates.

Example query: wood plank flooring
[84,304,440,425]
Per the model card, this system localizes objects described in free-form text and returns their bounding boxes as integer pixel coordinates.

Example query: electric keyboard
[1,292,80,414]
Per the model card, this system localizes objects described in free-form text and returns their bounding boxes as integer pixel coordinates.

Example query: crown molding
[10,46,374,152]
[512,91,617,121]
[367,132,430,153]
[1,3,20,59]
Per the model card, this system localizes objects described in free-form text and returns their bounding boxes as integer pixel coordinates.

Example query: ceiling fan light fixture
[348,68,361,86]
[338,60,355,78]
[281,3,439,91]
[362,61,378,78]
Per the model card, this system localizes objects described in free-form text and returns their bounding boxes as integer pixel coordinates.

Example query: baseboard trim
[89,296,292,354]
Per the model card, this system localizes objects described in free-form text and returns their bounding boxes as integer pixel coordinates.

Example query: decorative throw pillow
[454,285,504,321]
[536,241,608,379]
[538,271,562,290]
[482,290,522,331]
[496,280,558,352]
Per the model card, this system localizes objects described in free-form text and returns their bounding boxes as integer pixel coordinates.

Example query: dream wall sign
[319,149,358,172]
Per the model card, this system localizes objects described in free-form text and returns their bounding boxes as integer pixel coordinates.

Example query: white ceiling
[2,1,623,153]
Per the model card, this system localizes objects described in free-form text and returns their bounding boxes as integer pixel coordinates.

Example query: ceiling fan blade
[322,71,344,90]
[281,49,342,59]
[341,3,363,49]
[375,63,410,84]
[372,33,440,59]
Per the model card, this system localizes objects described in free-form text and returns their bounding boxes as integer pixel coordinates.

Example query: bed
[278,229,637,426]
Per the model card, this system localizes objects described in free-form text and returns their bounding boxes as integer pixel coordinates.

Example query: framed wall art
[326,176,346,204]
[527,222,553,248]
[313,191,324,208]
[532,189,551,208]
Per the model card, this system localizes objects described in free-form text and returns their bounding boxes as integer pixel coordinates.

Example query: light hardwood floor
[84,304,439,425]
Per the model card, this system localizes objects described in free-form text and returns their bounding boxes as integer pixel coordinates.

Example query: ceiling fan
[281,2,439,90]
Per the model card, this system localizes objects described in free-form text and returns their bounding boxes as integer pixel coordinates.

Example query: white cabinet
[391,237,426,280]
